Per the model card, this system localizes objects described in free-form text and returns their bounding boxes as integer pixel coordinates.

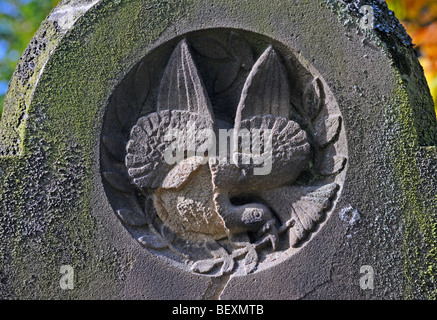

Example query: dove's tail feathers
[235,46,290,128]
[260,183,339,247]
[157,39,216,128]
[288,183,339,247]
[225,115,311,192]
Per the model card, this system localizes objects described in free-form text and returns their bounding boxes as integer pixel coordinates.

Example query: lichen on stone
[324,0,413,46]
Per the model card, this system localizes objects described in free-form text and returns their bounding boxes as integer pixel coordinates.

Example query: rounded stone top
[0,0,436,300]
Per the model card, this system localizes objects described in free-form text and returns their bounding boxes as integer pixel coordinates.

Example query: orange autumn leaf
[413,24,437,46]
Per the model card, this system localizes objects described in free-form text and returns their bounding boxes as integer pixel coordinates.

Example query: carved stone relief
[100,29,347,276]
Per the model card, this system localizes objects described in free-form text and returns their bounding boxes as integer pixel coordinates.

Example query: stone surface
[0,0,436,300]
[103,30,344,276]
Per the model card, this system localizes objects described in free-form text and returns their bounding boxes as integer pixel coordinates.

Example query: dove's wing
[260,183,339,247]
[157,39,216,129]
[234,46,290,128]
[212,46,310,192]
[126,39,216,190]
[126,110,212,189]
[232,115,311,191]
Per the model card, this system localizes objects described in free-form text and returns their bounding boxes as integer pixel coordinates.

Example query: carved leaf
[116,93,136,130]
[191,259,219,274]
[134,62,151,108]
[161,225,176,244]
[138,234,169,250]
[289,218,305,247]
[302,78,324,120]
[230,32,254,71]
[143,195,157,224]
[157,39,215,127]
[314,115,342,147]
[103,171,134,193]
[316,153,347,176]
[243,246,258,274]
[214,61,240,93]
[191,37,230,60]
[206,241,229,259]
[293,205,315,231]
[102,135,126,163]
[235,46,290,127]
[116,209,148,227]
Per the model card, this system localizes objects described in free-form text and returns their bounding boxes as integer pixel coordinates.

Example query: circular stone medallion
[101,29,347,276]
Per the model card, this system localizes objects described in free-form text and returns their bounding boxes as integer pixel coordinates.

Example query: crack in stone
[201,275,231,300]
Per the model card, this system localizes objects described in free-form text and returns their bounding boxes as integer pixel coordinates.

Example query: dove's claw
[263,220,274,232]
[268,234,279,251]
[256,219,279,251]
[257,219,275,236]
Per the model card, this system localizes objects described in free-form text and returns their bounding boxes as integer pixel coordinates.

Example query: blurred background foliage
[0,0,59,116]
[0,0,436,118]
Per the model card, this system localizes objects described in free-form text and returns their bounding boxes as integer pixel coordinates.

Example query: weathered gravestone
[0,0,436,300]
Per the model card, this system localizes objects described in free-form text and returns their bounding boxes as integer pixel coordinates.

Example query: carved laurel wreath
[101,32,346,276]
